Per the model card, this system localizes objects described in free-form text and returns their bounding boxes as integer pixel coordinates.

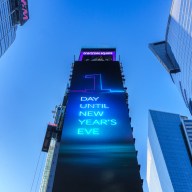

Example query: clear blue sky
[0,0,190,191]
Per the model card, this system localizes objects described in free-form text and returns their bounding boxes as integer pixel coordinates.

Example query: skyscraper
[147,110,192,192]
[0,0,29,57]
[149,0,192,114]
[40,48,143,192]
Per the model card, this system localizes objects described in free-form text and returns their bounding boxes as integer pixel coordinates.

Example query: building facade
[0,0,29,57]
[149,0,192,114]
[147,110,192,192]
[40,48,143,192]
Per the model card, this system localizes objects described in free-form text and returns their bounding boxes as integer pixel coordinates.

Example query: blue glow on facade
[60,92,132,142]
[67,74,126,137]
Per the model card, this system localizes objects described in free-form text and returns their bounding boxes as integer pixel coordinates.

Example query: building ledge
[149,41,180,74]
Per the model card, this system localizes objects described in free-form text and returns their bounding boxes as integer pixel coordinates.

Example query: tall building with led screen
[40,48,143,192]
[149,0,192,115]
[0,0,29,58]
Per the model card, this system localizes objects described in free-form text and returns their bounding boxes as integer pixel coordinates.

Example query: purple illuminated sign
[79,51,116,61]
[19,0,29,25]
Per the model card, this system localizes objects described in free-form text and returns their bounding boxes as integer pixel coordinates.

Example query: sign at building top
[83,51,114,55]
[19,0,29,25]
[79,50,116,61]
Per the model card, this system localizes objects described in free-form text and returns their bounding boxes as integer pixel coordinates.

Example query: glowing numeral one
[85,74,102,91]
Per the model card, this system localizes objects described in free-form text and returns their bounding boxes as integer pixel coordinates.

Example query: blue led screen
[52,61,143,192]
[61,61,133,144]
[61,92,133,144]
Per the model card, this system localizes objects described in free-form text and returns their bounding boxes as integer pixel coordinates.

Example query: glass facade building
[182,119,192,156]
[149,0,192,114]
[40,48,143,192]
[147,110,192,192]
[0,0,29,57]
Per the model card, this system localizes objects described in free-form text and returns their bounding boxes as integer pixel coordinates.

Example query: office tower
[149,0,192,114]
[147,110,192,192]
[0,0,29,57]
[40,48,143,192]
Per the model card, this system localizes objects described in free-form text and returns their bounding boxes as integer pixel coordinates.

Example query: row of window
[180,0,192,36]
[0,0,16,38]
[0,17,14,40]
[168,0,192,117]
[0,0,11,21]
[0,28,16,57]
[0,0,17,57]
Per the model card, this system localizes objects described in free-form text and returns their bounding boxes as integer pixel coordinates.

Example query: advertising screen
[61,92,133,144]
[62,61,133,144]
[52,61,142,192]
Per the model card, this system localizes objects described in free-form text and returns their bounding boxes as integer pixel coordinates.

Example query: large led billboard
[52,61,143,192]
[62,61,133,143]
[60,92,133,144]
